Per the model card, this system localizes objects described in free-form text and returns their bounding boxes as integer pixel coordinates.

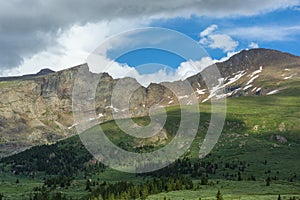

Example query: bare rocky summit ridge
[187,48,300,99]
[0,48,299,157]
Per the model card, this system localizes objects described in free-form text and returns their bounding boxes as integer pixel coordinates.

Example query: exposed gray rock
[272,135,288,143]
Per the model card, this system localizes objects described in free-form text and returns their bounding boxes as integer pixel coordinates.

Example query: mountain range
[0,48,299,157]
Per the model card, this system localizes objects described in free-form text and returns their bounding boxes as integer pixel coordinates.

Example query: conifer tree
[216,189,223,200]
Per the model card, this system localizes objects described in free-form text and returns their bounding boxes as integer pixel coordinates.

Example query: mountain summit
[36,68,55,76]
[188,48,300,100]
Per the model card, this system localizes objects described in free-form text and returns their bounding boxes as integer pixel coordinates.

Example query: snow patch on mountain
[251,87,257,92]
[201,70,248,102]
[178,95,189,99]
[226,70,247,85]
[283,73,296,80]
[195,88,206,95]
[215,91,234,100]
[249,66,263,78]
[267,90,279,95]
[246,75,259,85]
[106,105,120,112]
[243,84,253,90]
[68,122,79,130]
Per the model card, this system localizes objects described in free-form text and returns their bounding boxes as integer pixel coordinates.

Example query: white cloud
[122,52,238,86]
[199,25,239,52]
[176,57,216,78]
[7,19,142,76]
[207,34,239,52]
[2,0,300,74]
[88,48,216,87]
[2,0,300,71]
[217,51,240,63]
[5,19,222,87]
[5,19,240,87]
[226,25,300,41]
[200,24,218,37]
[248,42,259,48]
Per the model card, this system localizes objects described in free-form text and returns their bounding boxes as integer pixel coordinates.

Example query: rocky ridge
[0,48,299,157]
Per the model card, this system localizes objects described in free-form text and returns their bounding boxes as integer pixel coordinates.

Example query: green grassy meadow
[0,83,300,199]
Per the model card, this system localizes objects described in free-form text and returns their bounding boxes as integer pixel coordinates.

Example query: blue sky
[112,8,300,71]
[1,0,300,86]
[115,49,186,73]
[150,7,300,57]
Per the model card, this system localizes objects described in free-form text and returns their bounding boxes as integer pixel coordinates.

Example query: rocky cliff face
[0,64,174,157]
[0,65,80,156]
[0,48,299,157]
